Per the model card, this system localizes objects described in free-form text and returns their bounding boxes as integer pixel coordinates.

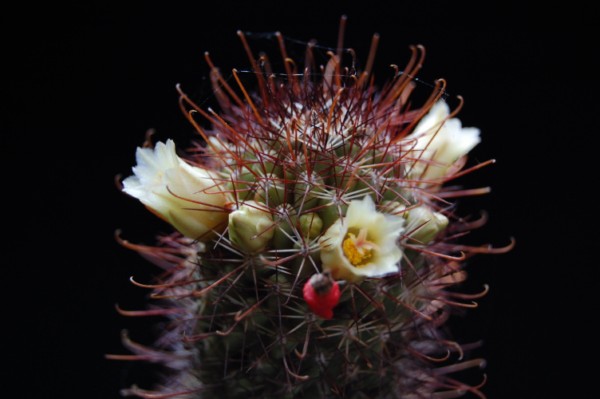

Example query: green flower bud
[406,206,449,244]
[298,212,323,239]
[228,201,274,254]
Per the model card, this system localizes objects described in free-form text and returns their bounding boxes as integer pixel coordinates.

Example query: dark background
[4,1,596,398]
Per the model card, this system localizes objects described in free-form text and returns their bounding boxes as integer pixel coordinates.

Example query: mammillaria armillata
[111,17,512,399]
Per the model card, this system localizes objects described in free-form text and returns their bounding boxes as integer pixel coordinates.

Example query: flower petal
[123,140,228,240]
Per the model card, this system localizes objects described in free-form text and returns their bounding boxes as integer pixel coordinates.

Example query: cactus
[110,18,512,399]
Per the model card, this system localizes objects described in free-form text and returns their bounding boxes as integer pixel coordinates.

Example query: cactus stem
[192,264,246,298]
[115,20,506,398]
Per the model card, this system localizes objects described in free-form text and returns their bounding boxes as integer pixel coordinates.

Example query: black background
[4,1,596,398]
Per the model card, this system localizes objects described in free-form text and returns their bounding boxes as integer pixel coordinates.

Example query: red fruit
[303,273,341,319]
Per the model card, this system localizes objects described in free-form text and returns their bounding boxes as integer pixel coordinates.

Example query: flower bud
[122,140,228,241]
[298,212,323,240]
[406,206,449,244]
[228,201,275,254]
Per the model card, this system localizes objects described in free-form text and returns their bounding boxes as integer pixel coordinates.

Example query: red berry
[303,273,341,319]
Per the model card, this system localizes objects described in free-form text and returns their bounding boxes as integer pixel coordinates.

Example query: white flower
[318,196,404,282]
[122,140,228,240]
[228,201,275,253]
[406,101,480,183]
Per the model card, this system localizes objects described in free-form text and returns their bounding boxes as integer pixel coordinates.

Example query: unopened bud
[406,206,448,244]
[228,201,274,253]
[298,212,323,239]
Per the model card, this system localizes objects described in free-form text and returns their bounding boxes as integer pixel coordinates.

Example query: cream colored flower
[228,201,275,254]
[318,196,404,282]
[406,101,480,183]
[122,140,228,240]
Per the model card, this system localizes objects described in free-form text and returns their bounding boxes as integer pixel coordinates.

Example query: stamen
[342,228,378,266]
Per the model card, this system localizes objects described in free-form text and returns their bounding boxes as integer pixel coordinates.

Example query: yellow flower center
[342,228,379,267]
